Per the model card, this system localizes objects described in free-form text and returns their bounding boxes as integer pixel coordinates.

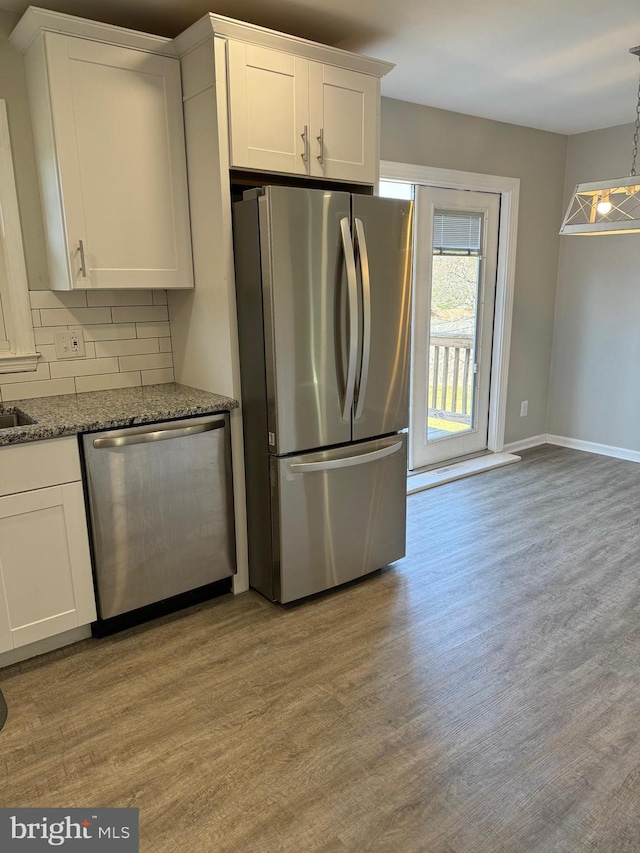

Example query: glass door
[410,186,500,469]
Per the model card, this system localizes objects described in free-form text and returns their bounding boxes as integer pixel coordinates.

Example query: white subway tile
[29,291,87,309]
[36,344,57,361]
[152,290,168,305]
[34,327,67,346]
[75,371,142,394]
[141,367,174,385]
[38,342,96,362]
[0,363,50,384]
[159,337,172,353]
[95,338,159,358]
[87,290,154,307]
[111,306,168,324]
[136,322,170,339]
[1,378,75,401]
[31,310,41,327]
[118,352,172,373]
[79,323,137,341]
[40,307,112,326]
[50,357,119,379]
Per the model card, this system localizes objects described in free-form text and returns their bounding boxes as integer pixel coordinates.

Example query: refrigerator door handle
[340,216,359,422]
[353,217,371,421]
[289,440,403,473]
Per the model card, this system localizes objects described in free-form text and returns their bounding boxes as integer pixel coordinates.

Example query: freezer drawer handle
[92,418,226,449]
[353,218,371,421]
[289,440,403,473]
[340,217,359,422]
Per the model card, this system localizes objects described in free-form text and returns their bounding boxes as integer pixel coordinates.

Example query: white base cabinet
[0,438,96,654]
[11,10,194,291]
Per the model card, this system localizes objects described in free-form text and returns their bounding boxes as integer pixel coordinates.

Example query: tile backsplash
[0,290,174,403]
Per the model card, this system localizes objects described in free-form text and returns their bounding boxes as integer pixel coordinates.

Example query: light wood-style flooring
[2,444,640,852]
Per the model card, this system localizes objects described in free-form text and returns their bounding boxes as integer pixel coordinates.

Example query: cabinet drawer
[0,437,81,497]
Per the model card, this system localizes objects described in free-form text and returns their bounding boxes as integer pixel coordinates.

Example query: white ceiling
[2,0,640,135]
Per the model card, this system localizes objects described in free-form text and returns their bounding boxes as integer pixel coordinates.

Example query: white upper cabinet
[223,28,391,186]
[308,63,378,184]
[11,10,194,291]
[228,41,309,175]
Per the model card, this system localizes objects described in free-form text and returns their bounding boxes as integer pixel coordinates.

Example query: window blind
[433,211,482,256]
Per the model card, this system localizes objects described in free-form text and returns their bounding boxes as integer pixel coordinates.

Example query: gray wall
[547,122,640,450]
[381,97,568,444]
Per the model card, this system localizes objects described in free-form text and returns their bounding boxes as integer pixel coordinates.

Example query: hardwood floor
[2,444,640,851]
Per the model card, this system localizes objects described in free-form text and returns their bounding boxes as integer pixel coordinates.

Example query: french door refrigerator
[233,185,413,602]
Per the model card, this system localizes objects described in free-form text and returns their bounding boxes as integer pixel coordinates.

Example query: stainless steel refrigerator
[233,185,413,603]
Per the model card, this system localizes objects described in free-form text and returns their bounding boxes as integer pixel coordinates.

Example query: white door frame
[381,161,520,454]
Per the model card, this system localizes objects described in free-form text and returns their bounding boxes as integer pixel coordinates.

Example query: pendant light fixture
[560,45,640,236]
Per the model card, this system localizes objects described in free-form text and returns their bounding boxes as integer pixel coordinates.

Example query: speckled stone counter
[0,383,238,446]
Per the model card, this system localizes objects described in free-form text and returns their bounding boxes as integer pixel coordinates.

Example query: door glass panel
[378,179,413,201]
[427,209,483,443]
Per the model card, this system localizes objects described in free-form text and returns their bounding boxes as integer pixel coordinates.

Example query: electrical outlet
[520,400,529,417]
[54,329,85,359]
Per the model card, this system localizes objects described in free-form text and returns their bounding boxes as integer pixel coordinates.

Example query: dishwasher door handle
[92,417,226,449]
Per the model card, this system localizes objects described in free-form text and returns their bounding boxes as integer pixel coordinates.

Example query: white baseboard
[546,434,640,464]
[407,435,640,492]
[503,434,547,453]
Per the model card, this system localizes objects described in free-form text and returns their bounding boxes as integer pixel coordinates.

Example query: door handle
[340,217,358,423]
[301,125,309,165]
[78,240,87,278]
[92,417,225,449]
[353,218,371,421]
[290,440,403,473]
[317,128,324,166]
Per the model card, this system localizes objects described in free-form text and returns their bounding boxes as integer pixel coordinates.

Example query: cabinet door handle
[301,125,309,164]
[78,240,87,278]
[317,128,324,166]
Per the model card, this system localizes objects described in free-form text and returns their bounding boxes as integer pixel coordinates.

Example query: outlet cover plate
[54,329,86,359]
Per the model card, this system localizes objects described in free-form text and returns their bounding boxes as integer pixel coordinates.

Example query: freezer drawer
[272,434,407,603]
[82,414,236,619]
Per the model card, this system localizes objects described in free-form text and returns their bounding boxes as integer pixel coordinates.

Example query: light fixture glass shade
[560,176,640,235]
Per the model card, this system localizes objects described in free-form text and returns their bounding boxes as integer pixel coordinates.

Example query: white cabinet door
[0,482,96,649]
[308,63,378,184]
[227,41,309,175]
[38,33,193,290]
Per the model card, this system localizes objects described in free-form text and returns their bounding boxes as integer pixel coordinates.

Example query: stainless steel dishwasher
[82,413,236,626]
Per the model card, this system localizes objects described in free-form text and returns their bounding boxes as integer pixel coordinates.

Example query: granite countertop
[0,383,238,447]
